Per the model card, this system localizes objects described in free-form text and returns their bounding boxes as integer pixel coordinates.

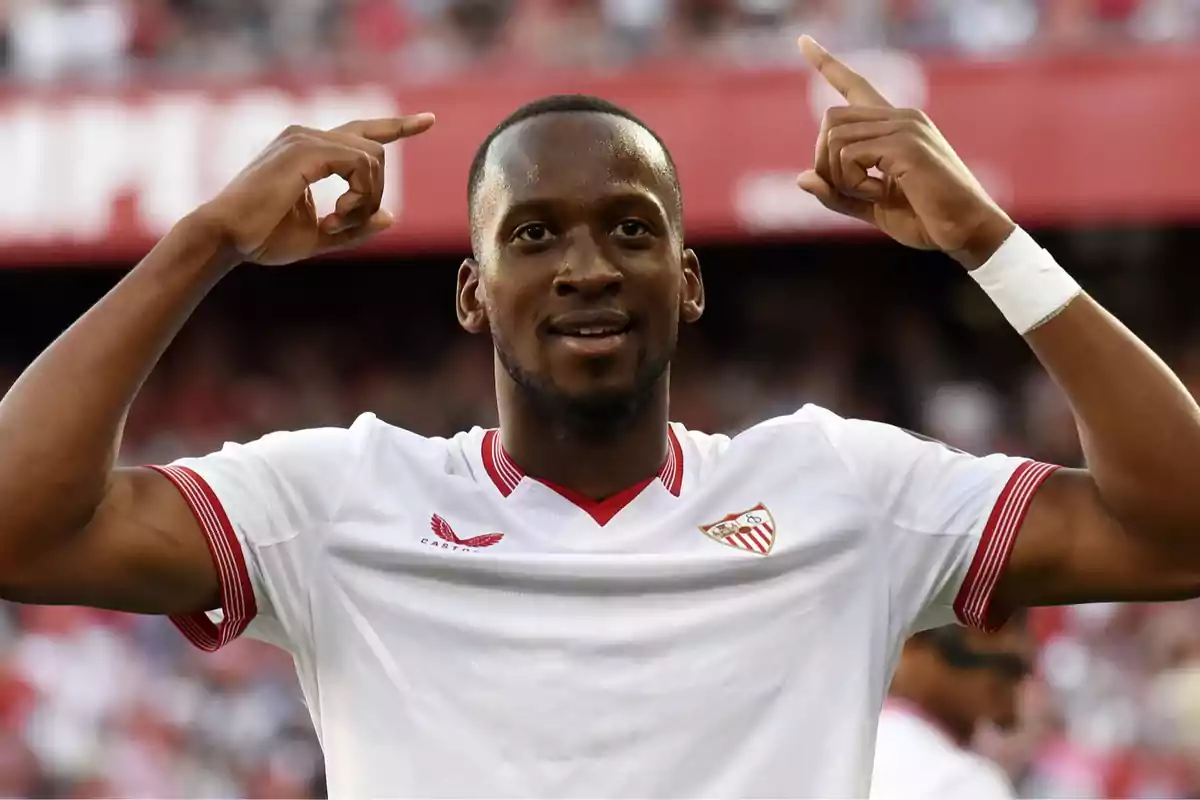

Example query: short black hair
[466,94,682,230]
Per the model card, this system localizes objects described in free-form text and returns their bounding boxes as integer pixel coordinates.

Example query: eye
[613,219,651,238]
[512,222,554,243]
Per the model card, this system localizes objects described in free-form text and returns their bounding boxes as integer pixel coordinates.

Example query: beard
[493,336,672,442]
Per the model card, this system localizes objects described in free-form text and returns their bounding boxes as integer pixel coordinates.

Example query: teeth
[568,327,620,336]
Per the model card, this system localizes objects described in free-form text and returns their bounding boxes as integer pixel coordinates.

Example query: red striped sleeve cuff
[147,465,257,651]
[953,460,1059,633]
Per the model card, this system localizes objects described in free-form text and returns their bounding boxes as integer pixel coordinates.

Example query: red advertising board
[0,48,1196,265]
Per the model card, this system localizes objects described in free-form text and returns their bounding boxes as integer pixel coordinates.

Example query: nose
[553,235,623,299]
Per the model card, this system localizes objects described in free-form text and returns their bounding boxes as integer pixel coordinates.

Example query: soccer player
[0,36,1197,796]
[871,619,1033,799]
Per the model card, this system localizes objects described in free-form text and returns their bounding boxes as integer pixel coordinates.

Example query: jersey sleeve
[809,405,1059,635]
[146,415,370,654]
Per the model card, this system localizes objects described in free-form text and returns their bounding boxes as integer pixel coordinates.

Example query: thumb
[797,170,874,222]
[315,208,395,254]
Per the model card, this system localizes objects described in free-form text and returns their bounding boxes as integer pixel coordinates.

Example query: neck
[496,373,671,500]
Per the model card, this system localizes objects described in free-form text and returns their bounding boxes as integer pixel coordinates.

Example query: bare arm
[0,115,434,615]
[997,295,1200,607]
[0,221,232,613]
[796,37,1200,608]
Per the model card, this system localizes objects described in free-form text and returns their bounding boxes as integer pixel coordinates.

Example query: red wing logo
[430,514,504,549]
[699,503,775,555]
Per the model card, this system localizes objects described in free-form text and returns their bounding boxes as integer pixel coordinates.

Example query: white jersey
[150,404,1056,798]
[871,701,1016,799]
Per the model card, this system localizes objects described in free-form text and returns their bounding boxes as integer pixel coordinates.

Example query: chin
[547,358,645,397]
[554,373,641,401]
[500,342,669,433]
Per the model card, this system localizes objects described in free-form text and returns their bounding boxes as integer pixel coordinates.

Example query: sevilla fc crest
[700,503,775,555]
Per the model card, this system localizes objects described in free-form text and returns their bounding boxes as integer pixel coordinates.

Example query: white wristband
[969,227,1082,334]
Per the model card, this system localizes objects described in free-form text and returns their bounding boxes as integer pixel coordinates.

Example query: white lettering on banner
[209,87,402,229]
[306,88,404,221]
[210,89,299,206]
[63,98,136,238]
[0,103,52,239]
[734,160,1010,233]
[0,86,401,242]
[807,49,928,119]
[734,171,869,232]
[141,95,206,234]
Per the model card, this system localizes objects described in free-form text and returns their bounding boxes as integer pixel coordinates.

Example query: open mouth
[546,311,634,354]
[550,322,632,338]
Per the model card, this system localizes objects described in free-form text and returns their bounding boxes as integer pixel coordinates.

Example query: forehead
[475,112,675,223]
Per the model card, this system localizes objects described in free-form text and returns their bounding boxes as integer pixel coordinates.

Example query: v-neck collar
[480,427,684,525]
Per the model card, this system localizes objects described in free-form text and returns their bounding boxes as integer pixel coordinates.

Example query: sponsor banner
[0,49,1195,264]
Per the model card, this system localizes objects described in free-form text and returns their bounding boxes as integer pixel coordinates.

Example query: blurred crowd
[1,0,1199,84]
[0,229,1198,796]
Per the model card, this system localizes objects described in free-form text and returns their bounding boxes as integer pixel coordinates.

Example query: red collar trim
[481,426,685,509]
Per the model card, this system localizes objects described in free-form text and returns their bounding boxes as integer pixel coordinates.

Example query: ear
[680,248,704,324]
[456,258,488,334]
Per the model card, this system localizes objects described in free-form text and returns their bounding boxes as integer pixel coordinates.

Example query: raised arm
[796,36,1200,610]
[997,293,1200,607]
[0,115,434,615]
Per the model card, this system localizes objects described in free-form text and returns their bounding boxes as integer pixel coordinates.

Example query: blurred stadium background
[0,0,1198,796]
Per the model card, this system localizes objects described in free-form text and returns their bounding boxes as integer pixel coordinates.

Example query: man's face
[457,112,703,433]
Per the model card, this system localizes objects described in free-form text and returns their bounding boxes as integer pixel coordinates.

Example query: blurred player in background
[4,34,1200,797]
[871,616,1033,799]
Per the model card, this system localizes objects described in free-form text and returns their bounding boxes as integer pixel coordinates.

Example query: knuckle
[368,147,385,174]
[279,124,310,143]
[825,106,850,124]
[354,153,384,193]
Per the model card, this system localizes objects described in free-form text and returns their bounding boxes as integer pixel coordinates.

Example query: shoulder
[676,404,849,454]
[274,412,472,461]
[737,403,908,453]
[875,705,954,760]
[170,413,467,491]
[672,405,872,486]
[872,709,952,799]
[742,404,1022,493]
[714,403,894,476]
[873,709,1014,800]
[207,412,387,460]
[930,754,1015,800]
[339,415,490,483]
[756,403,946,458]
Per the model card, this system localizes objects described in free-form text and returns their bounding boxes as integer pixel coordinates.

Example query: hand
[796,37,1013,269]
[195,115,436,266]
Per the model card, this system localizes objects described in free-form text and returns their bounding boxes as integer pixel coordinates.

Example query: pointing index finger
[798,36,892,108]
[332,113,436,144]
